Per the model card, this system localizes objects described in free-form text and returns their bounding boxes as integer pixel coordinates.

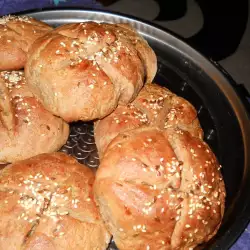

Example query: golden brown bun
[0,15,53,70]
[25,22,157,122]
[0,71,69,163]
[94,127,225,250]
[0,152,111,250]
[95,83,203,157]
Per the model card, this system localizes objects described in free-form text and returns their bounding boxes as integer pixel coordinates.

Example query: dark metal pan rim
[16,8,250,249]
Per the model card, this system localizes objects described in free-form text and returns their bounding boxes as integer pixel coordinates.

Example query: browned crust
[0,71,69,163]
[0,15,53,70]
[94,83,203,157]
[25,22,157,122]
[95,127,225,250]
[0,152,111,250]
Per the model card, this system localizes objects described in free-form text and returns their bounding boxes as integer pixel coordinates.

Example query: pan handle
[209,59,250,118]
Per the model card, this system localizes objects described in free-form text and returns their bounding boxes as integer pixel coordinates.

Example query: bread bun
[0,15,53,70]
[94,127,225,250]
[95,83,203,157]
[0,71,69,163]
[25,22,157,122]
[0,152,111,249]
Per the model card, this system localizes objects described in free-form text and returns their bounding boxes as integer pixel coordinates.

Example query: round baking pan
[20,8,250,249]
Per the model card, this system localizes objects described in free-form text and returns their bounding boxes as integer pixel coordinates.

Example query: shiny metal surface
[60,122,99,167]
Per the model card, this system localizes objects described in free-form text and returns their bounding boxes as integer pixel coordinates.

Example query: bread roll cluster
[0,14,225,250]
[94,84,225,250]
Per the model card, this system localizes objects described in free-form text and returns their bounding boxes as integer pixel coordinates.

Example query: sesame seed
[175,172,181,178]
[202,220,208,225]
[60,42,66,47]
[185,224,191,228]
[89,84,94,89]
[214,192,218,198]
[144,201,152,206]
